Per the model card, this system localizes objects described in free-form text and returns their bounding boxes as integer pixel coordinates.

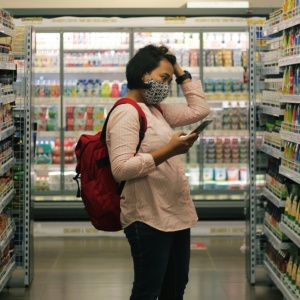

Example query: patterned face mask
[143,77,170,105]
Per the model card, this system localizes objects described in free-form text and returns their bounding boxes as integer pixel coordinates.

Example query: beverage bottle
[290,66,294,94]
[93,79,101,97]
[292,257,299,292]
[120,81,128,97]
[71,80,77,97]
[35,80,40,97]
[86,79,94,97]
[286,255,294,285]
[296,105,300,134]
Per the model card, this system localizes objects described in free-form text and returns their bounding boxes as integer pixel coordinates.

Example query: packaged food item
[227,167,239,181]
[215,167,227,182]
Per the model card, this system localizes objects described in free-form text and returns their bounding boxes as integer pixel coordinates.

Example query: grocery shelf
[280,94,300,103]
[0,24,15,38]
[0,220,15,253]
[264,258,296,300]
[279,55,300,67]
[263,223,290,250]
[261,66,281,75]
[34,97,60,104]
[0,93,15,105]
[279,165,300,185]
[259,104,285,116]
[0,156,15,176]
[35,67,59,73]
[0,126,16,141]
[279,222,300,249]
[0,61,16,70]
[280,129,300,144]
[260,143,283,159]
[36,131,60,138]
[0,187,15,213]
[64,66,126,73]
[262,187,285,208]
[204,130,248,137]
[34,164,62,171]
[263,14,300,37]
[0,258,16,292]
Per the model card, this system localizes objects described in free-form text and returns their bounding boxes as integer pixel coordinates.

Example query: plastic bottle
[110,82,120,98]
[77,80,86,97]
[101,80,111,97]
[86,79,94,97]
[71,80,77,97]
[296,105,300,134]
[93,79,101,97]
[289,66,294,95]
[120,81,128,97]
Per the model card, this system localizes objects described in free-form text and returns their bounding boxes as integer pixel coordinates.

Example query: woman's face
[144,58,174,84]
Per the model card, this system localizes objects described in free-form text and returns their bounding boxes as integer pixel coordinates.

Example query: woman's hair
[126,45,176,90]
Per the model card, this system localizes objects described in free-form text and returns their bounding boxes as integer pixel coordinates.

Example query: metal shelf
[0,126,16,141]
[279,55,300,67]
[260,144,283,159]
[280,94,300,104]
[0,220,15,253]
[264,258,296,300]
[0,188,15,213]
[262,187,285,208]
[0,156,15,176]
[279,222,300,249]
[263,223,290,250]
[259,104,285,116]
[280,129,300,144]
[279,165,300,185]
[0,258,16,292]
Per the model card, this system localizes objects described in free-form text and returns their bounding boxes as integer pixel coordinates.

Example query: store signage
[14,16,265,28]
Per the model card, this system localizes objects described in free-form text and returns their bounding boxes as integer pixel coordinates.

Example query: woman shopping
[106,44,210,300]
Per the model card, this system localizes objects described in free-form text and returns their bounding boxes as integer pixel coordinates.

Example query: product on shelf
[34,105,58,131]
[34,141,52,164]
[265,200,287,241]
[282,141,300,173]
[66,105,106,132]
[207,103,247,130]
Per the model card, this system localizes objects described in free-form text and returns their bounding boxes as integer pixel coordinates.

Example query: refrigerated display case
[14,16,265,221]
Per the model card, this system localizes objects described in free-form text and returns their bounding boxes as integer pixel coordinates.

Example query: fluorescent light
[187,1,249,8]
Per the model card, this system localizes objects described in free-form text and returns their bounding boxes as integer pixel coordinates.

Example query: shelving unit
[257,3,300,298]
[11,25,35,286]
[0,10,17,293]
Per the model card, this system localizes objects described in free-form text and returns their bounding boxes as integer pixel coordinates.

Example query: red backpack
[73,98,161,231]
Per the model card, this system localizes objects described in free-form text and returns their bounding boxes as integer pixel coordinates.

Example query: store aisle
[1,236,282,300]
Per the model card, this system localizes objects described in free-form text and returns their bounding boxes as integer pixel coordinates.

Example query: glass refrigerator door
[201,31,249,200]
[34,33,61,193]
[63,31,130,195]
[133,30,202,185]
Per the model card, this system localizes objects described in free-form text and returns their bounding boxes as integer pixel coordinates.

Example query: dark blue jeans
[124,221,191,300]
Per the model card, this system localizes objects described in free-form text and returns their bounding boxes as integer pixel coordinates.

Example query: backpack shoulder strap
[100,98,147,142]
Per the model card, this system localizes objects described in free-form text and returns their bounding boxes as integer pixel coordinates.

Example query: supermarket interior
[2,0,300,299]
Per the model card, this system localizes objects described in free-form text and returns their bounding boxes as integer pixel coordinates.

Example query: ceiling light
[187,1,249,8]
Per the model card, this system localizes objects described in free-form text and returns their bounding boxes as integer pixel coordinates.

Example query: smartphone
[188,119,213,135]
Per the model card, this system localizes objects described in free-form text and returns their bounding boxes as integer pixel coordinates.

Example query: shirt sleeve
[106,104,156,183]
[159,80,210,127]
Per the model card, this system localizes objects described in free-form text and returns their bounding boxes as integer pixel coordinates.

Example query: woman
[106,45,210,300]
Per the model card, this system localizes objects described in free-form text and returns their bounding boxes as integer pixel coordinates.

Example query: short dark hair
[126,45,176,90]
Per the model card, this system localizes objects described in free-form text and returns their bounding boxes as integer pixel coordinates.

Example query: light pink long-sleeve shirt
[106,80,210,232]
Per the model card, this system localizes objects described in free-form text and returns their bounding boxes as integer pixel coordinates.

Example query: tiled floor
[1,235,283,300]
